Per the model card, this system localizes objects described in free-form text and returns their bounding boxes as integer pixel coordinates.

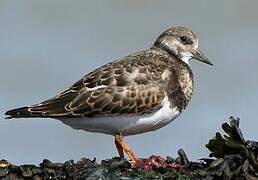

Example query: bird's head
[153,26,213,66]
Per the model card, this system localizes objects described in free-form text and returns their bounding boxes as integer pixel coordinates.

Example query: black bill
[191,49,213,66]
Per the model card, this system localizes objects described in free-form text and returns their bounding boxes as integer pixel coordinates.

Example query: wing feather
[6,50,170,118]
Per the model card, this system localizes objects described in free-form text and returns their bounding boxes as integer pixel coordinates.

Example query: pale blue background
[1,0,258,165]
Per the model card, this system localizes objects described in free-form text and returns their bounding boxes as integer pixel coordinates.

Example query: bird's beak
[191,49,213,66]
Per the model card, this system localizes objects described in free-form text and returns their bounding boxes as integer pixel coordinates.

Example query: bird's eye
[179,36,188,43]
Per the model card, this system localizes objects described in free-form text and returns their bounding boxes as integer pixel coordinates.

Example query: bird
[5,26,213,164]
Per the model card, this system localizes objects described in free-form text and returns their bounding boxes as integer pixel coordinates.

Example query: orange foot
[114,134,139,165]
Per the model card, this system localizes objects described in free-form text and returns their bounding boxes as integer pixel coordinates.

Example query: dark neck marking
[152,42,178,58]
[155,50,194,112]
[150,45,194,112]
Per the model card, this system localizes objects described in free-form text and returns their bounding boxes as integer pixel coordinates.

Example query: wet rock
[20,165,33,178]
[31,167,42,175]
[0,168,8,177]
[0,160,9,168]
[81,166,111,180]
[33,175,41,180]
[40,159,56,168]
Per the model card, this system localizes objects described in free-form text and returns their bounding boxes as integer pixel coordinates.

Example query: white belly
[58,97,180,136]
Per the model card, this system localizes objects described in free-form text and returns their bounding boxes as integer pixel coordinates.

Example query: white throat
[180,52,192,65]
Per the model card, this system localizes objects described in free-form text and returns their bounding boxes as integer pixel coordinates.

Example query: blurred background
[1,0,258,165]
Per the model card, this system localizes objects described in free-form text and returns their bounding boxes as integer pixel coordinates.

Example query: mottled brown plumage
[7,48,193,118]
[5,26,212,164]
[5,26,212,120]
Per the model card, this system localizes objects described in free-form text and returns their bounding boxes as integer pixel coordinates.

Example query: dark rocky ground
[1,116,258,180]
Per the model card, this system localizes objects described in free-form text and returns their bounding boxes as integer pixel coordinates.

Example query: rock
[20,165,33,178]
[0,168,8,177]
[1,116,258,179]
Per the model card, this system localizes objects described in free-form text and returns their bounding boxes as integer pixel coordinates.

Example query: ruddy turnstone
[5,26,213,164]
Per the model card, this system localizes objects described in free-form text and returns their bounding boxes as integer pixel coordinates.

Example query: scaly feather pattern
[6,49,190,119]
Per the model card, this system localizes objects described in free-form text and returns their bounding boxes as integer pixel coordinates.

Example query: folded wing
[5,51,168,119]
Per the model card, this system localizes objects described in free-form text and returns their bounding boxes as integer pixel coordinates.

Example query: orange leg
[115,137,124,158]
[114,134,138,163]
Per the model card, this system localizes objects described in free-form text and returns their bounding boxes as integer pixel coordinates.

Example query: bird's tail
[5,88,80,119]
[5,106,33,119]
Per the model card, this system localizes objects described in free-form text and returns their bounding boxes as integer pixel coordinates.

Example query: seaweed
[0,116,257,180]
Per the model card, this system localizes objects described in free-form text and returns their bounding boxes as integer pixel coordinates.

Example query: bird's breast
[179,68,194,101]
[58,96,180,136]
[162,64,194,111]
